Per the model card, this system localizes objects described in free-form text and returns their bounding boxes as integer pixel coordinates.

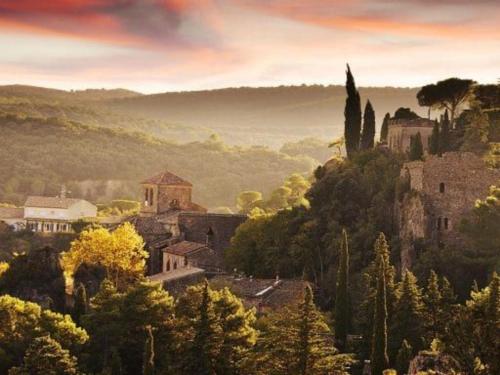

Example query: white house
[24,196,97,233]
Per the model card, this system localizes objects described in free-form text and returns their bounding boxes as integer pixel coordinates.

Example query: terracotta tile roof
[163,241,208,256]
[24,196,84,209]
[141,171,192,187]
[0,207,24,219]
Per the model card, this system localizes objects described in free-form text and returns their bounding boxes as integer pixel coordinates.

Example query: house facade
[24,196,97,233]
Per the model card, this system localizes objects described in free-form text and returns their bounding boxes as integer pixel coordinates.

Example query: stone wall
[387,118,434,154]
[399,152,500,268]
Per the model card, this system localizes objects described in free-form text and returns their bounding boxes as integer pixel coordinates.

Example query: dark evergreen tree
[72,282,88,326]
[428,121,440,155]
[344,64,362,158]
[485,273,500,374]
[395,339,413,375]
[361,100,376,150]
[371,252,389,375]
[409,132,424,161]
[423,270,442,343]
[334,229,350,350]
[8,336,78,375]
[143,326,155,375]
[440,110,450,153]
[380,113,390,143]
[391,271,424,358]
[189,280,217,375]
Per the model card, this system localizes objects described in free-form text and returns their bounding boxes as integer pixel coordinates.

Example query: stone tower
[140,171,197,217]
[398,152,500,269]
[387,118,435,154]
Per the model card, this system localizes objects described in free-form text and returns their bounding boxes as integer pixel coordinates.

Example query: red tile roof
[141,171,192,187]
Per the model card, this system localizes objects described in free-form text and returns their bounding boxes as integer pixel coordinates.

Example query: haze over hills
[0,84,426,148]
[105,85,425,147]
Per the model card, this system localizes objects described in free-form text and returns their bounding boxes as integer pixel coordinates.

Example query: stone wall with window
[399,152,500,269]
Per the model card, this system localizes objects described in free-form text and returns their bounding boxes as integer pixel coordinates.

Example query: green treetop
[361,100,376,150]
[344,64,362,158]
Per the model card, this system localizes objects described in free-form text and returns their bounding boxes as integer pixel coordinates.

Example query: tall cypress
[440,110,450,153]
[371,252,389,375]
[334,229,350,350]
[361,100,376,150]
[297,285,314,375]
[409,132,424,161]
[344,64,362,158]
[380,113,390,143]
[428,121,440,155]
[143,326,155,375]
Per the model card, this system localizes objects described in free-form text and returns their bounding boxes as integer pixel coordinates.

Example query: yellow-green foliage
[61,223,147,290]
[0,262,8,277]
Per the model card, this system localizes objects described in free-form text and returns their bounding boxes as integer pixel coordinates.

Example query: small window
[437,217,442,230]
[444,218,449,230]
[439,183,445,193]
[173,261,177,270]
[184,257,188,267]
[166,260,170,272]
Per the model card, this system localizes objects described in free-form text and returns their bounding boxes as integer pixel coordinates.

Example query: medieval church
[127,171,246,277]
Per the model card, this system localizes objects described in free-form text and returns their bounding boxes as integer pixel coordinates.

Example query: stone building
[387,118,435,154]
[128,170,247,276]
[398,152,500,269]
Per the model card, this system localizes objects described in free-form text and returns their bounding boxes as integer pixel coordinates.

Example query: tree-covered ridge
[0,114,315,208]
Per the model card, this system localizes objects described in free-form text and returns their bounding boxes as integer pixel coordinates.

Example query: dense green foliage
[408,132,424,161]
[8,335,79,375]
[334,229,350,350]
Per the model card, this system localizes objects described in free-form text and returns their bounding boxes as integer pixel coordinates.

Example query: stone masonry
[387,118,435,154]
[398,152,500,269]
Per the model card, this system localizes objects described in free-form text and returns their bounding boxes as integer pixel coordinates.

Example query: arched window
[184,257,188,267]
[166,259,170,272]
[444,218,449,230]
[439,183,445,193]
[437,217,442,230]
[173,261,177,270]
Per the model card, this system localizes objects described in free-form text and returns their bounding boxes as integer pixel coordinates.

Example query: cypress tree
[344,64,362,158]
[440,110,450,152]
[72,282,88,326]
[409,132,424,161]
[380,113,390,143]
[334,229,350,350]
[428,122,440,155]
[361,100,376,150]
[143,326,155,375]
[486,273,500,374]
[371,252,389,375]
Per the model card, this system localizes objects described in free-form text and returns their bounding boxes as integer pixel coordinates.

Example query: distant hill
[106,85,425,147]
[0,114,316,209]
[0,84,425,148]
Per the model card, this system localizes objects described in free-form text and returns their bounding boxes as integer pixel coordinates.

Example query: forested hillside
[0,115,315,208]
[0,84,424,148]
[106,85,424,147]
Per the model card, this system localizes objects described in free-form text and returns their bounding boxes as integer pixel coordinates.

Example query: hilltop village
[0,74,498,375]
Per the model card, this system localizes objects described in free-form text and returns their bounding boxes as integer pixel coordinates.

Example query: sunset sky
[0,0,498,93]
